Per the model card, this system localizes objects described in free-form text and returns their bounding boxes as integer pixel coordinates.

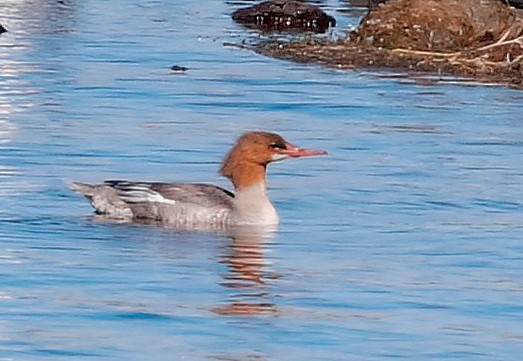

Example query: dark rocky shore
[352,0,523,9]
[241,0,523,88]
[232,0,336,33]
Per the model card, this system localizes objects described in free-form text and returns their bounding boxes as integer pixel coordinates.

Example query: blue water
[1,1,522,360]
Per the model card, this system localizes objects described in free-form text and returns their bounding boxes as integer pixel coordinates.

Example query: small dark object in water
[171,65,188,73]
[232,0,336,33]
[0,24,7,34]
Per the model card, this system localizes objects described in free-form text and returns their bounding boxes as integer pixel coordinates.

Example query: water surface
[0,1,522,360]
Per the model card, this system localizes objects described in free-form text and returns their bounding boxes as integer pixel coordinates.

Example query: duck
[70,131,326,229]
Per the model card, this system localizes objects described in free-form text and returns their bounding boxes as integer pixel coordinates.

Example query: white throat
[232,183,279,225]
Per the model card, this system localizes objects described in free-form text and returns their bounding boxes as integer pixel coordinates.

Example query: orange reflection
[213,226,279,316]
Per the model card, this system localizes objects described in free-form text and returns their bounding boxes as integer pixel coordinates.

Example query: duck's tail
[69,181,133,218]
[69,181,95,197]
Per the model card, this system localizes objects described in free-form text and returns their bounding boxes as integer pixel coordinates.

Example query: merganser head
[220,131,326,189]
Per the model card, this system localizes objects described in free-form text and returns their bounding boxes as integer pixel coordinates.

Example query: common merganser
[70,131,326,229]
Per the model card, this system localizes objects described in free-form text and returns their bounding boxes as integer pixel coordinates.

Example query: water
[1,0,522,360]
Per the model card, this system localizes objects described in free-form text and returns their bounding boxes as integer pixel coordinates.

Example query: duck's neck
[228,163,279,225]
[228,163,266,190]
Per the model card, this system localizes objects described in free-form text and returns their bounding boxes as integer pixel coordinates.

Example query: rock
[506,0,523,8]
[0,24,7,34]
[350,0,523,8]
[354,0,517,52]
[232,0,336,33]
[253,0,523,88]
[348,0,386,7]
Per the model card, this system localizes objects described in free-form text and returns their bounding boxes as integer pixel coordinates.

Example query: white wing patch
[112,182,177,205]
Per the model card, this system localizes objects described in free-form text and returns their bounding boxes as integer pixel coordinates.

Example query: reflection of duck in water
[214,226,279,316]
[71,131,326,230]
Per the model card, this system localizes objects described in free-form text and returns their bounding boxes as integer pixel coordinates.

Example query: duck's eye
[269,142,286,149]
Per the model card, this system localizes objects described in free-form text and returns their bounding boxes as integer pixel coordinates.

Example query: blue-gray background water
[1,1,522,360]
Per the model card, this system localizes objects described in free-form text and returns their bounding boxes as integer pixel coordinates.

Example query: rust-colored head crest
[220,131,286,179]
[220,131,327,189]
